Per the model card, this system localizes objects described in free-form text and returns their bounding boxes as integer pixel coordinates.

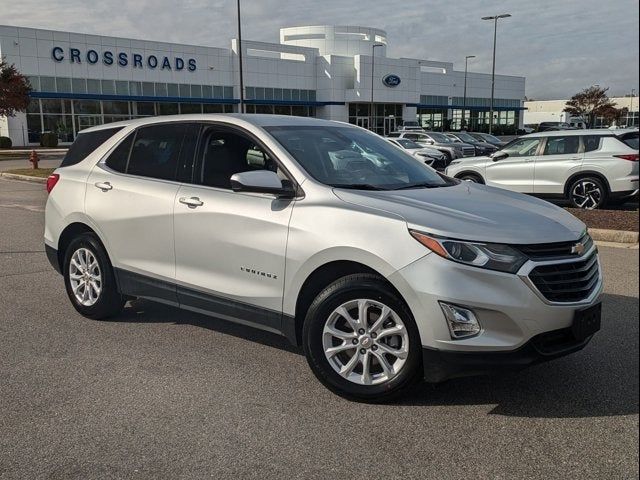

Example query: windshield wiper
[393,182,442,190]
[330,183,388,191]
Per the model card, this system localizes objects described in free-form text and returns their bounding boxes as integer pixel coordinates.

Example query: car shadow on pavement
[114,293,637,418]
[116,298,303,355]
[399,293,639,418]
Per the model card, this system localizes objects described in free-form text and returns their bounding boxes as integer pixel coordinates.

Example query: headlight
[409,231,528,273]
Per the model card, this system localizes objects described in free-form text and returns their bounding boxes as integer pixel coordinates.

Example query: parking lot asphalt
[0,177,638,479]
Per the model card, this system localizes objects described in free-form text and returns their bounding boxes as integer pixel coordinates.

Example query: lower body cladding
[389,248,603,382]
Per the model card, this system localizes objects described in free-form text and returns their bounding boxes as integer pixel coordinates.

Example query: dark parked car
[467,132,508,148]
[445,132,498,156]
[537,122,577,132]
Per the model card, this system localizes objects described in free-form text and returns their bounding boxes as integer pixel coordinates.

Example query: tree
[0,59,32,117]
[563,86,618,127]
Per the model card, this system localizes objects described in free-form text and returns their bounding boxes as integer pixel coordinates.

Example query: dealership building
[0,24,525,146]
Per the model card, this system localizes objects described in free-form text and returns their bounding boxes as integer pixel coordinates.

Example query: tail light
[46,173,60,193]
[614,154,639,161]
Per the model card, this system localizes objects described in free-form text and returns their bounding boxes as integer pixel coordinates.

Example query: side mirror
[491,151,509,162]
[230,170,295,198]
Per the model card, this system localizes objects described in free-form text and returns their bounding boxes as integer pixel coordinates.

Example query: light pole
[630,89,636,127]
[482,13,511,134]
[370,43,385,133]
[237,0,245,113]
[462,55,475,130]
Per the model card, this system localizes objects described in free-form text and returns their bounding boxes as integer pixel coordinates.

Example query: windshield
[455,132,476,143]
[481,133,502,144]
[426,132,451,143]
[266,126,452,190]
[396,139,421,149]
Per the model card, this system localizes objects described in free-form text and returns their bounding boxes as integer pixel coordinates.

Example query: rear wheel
[302,274,422,402]
[568,177,607,209]
[63,233,125,319]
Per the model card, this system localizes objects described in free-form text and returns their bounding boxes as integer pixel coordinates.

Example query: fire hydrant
[29,150,39,170]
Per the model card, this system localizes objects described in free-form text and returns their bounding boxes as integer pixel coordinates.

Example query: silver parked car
[446,129,639,209]
[386,137,448,169]
[45,115,602,402]
[389,131,475,160]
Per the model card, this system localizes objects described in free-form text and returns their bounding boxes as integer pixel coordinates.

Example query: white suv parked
[45,115,603,401]
[446,129,639,209]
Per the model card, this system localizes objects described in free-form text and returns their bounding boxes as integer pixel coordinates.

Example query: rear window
[60,127,124,167]
[619,132,639,150]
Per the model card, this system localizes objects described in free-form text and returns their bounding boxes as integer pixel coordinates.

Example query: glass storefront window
[27,114,42,143]
[26,99,40,114]
[213,86,224,98]
[104,116,130,125]
[103,101,129,115]
[135,102,156,115]
[41,99,72,114]
[87,79,101,94]
[256,105,274,114]
[142,82,155,96]
[224,87,234,99]
[130,81,142,96]
[155,83,167,97]
[43,114,74,142]
[157,102,178,115]
[190,85,202,98]
[116,81,129,95]
[101,80,116,95]
[72,78,87,94]
[56,77,72,93]
[167,84,179,97]
[40,76,56,92]
[203,104,224,113]
[75,115,103,133]
[274,105,291,115]
[179,103,201,114]
[28,76,40,91]
[179,84,190,97]
[73,100,101,114]
[202,85,212,98]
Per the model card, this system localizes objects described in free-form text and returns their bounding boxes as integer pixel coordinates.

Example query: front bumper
[389,245,603,379]
[422,326,594,382]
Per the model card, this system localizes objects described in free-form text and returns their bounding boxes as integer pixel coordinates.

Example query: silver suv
[446,129,639,209]
[390,131,475,160]
[44,115,603,401]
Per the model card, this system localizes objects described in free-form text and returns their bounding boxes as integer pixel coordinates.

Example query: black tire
[302,274,422,403]
[63,233,125,319]
[458,172,484,184]
[567,176,607,209]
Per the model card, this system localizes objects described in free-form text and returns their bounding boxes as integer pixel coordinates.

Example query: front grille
[517,233,593,260]
[462,147,475,157]
[528,252,600,303]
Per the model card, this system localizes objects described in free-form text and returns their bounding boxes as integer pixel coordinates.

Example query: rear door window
[542,136,580,155]
[60,127,124,167]
[582,135,602,153]
[126,123,199,181]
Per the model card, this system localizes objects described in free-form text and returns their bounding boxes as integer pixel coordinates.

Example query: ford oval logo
[382,74,401,87]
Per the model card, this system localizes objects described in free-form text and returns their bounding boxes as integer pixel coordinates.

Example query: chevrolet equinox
[44,115,603,402]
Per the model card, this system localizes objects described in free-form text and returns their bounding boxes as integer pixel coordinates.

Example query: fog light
[439,302,481,339]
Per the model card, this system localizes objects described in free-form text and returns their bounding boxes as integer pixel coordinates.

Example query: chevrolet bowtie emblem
[571,242,585,255]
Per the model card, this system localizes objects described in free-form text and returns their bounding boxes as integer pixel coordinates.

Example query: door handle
[524,159,534,163]
[94,182,113,191]
[179,196,204,208]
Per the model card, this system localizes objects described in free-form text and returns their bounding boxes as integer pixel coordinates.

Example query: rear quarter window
[619,132,639,150]
[60,127,124,167]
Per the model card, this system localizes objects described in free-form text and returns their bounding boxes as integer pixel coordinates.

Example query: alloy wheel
[571,180,602,209]
[69,247,102,306]
[322,299,409,386]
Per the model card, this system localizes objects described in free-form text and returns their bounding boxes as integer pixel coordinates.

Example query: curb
[589,228,639,245]
[0,172,47,184]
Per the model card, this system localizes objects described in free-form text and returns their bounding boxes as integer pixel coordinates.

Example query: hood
[333,182,586,244]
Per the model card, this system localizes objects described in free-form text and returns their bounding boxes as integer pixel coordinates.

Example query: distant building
[1,24,526,146]
[524,97,639,128]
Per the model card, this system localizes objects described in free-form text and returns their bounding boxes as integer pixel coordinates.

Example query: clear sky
[1,0,638,99]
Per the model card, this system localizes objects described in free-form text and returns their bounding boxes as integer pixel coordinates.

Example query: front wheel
[458,173,483,183]
[302,274,422,402]
[568,177,607,209]
[63,233,125,319]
